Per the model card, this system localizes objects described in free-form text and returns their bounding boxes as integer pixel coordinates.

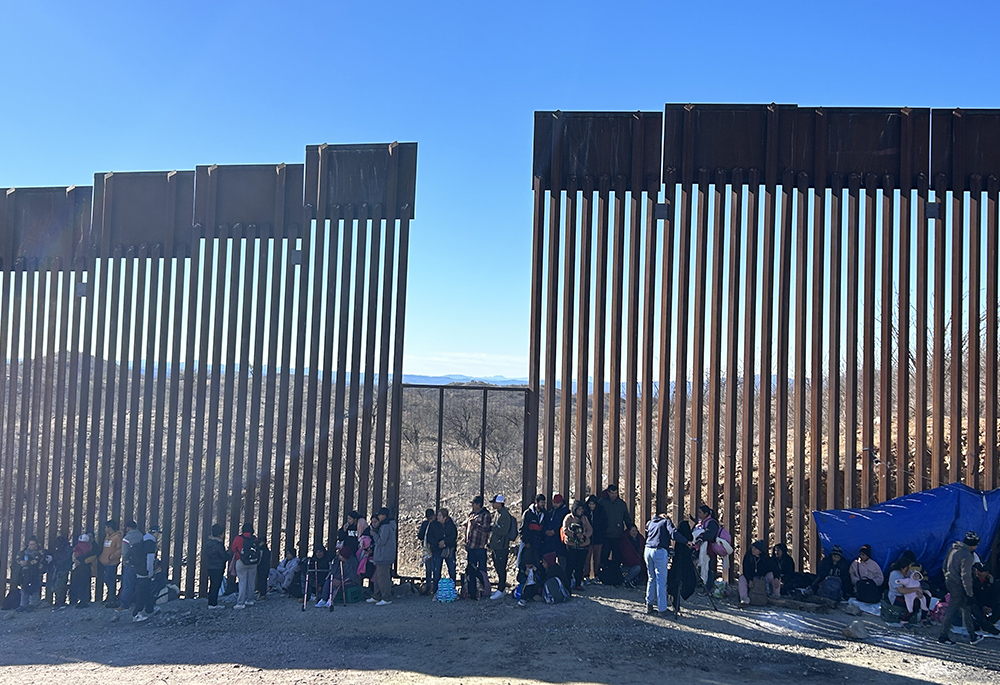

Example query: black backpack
[127,538,147,569]
[241,536,262,566]
[599,561,623,586]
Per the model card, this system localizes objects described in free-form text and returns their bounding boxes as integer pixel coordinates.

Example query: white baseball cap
[491,494,505,503]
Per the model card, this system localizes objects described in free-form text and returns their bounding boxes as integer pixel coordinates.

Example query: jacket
[644,516,675,550]
[121,529,143,567]
[620,531,645,567]
[99,530,123,566]
[465,508,492,550]
[489,506,514,551]
[544,504,568,554]
[740,543,773,581]
[813,553,851,590]
[372,519,398,565]
[943,541,976,596]
[772,545,795,579]
[520,505,545,549]
[849,557,884,586]
[561,513,592,549]
[17,546,46,584]
[135,533,156,579]
[597,494,631,539]
[585,502,607,541]
[202,537,229,572]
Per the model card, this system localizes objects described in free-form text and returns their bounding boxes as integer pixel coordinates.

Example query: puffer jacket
[943,540,976,596]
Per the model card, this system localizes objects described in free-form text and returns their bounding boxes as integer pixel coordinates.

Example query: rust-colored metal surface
[528,104,998,572]
[0,143,416,592]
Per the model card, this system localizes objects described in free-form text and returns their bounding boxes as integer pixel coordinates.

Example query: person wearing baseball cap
[465,495,493,597]
[488,495,515,599]
[940,531,982,645]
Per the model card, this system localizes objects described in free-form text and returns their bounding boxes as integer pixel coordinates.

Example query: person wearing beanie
[849,543,884,603]
[369,507,397,606]
[971,562,1000,637]
[811,544,851,601]
[488,494,516,599]
[939,531,982,645]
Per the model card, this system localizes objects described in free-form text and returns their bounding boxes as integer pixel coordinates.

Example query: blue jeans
[120,565,137,609]
[431,549,456,592]
[624,564,642,584]
[645,547,669,613]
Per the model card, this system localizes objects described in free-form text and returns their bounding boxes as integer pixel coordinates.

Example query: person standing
[229,523,260,610]
[939,531,982,645]
[417,508,436,595]
[118,521,142,613]
[583,495,606,584]
[132,525,160,622]
[99,520,123,608]
[16,536,45,611]
[427,508,457,594]
[561,500,592,591]
[488,494,515,600]
[202,524,229,610]
[544,494,569,563]
[465,496,492,588]
[597,484,632,570]
[70,533,98,608]
[644,514,675,615]
[255,538,271,601]
[370,507,397,606]
[518,494,547,572]
[48,535,73,607]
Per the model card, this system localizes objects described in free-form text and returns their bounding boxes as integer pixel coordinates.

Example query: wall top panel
[307,143,417,221]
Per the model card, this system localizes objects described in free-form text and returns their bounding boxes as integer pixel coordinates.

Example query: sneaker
[133,612,149,623]
[207,604,224,610]
[938,635,956,645]
[366,598,378,603]
[490,590,504,600]
[245,601,255,606]
[376,600,391,606]
[518,599,527,607]
[740,597,750,605]
[971,633,985,646]
[314,600,328,608]
[234,604,246,610]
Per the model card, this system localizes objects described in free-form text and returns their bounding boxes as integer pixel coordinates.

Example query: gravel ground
[1,583,998,684]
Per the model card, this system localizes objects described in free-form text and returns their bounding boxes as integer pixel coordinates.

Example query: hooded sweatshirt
[943,541,976,596]
[740,541,773,580]
[372,518,398,565]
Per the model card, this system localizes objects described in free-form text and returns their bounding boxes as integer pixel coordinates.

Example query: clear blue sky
[1,1,996,379]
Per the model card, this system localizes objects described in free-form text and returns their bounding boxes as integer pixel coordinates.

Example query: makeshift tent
[812,483,1000,579]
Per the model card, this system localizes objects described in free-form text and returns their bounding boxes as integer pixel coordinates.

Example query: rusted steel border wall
[0,142,416,595]
[528,106,1000,572]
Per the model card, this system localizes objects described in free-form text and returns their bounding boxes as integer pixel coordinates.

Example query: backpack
[708,525,733,557]
[241,536,261,566]
[506,512,519,542]
[462,568,491,600]
[599,562,623,586]
[818,576,843,602]
[435,577,458,603]
[748,578,768,606]
[542,576,570,604]
[127,539,146,569]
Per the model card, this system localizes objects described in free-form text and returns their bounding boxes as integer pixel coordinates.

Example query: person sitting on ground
[305,544,331,601]
[739,540,774,605]
[515,559,543,607]
[337,511,366,557]
[70,533,98,608]
[268,548,300,595]
[318,545,361,607]
[48,535,73,608]
[894,565,932,620]
[418,508,435,595]
[887,551,920,619]
[620,524,645,588]
[16,536,45,612]
[583,495,606,585]
[939,531,982,645]
[369,507,397,606]
[539,551,571,603]
[771,543,795,597]
[812,544,851,601]
[544,494,569,563]
[849,544,884,604]
[971,562,1000,637]
[561,500,592,592]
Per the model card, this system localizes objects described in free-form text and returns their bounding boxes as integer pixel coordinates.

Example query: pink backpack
[709,524,733,557]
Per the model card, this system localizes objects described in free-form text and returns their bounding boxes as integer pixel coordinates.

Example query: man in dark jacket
[16,536,45,611]
[544,494,569,561]
[202,523,229,609]
[597,484,632,569]
[812,545,851,601]
[517,495,547,572]
[939,532,981,645]
[48,535,73,607]
[971,562,1000,637]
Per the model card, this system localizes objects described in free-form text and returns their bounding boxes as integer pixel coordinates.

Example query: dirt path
[0,584,998,684]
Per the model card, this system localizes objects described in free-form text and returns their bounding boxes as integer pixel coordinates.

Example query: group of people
[7,520,161,621]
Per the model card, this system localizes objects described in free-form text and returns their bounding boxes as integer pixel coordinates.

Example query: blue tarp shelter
[812,483,1000,578]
